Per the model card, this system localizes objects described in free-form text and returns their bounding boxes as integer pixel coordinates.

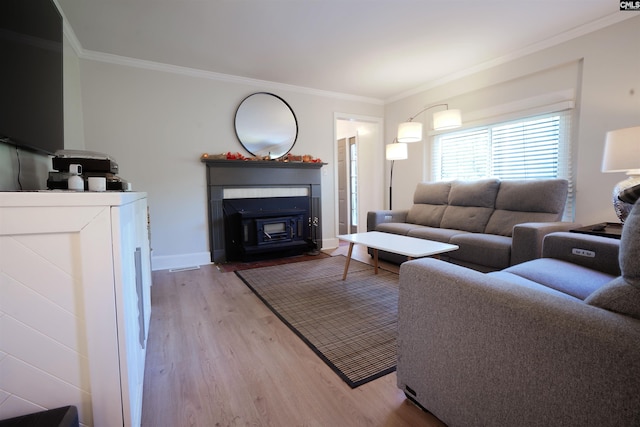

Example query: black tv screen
[0,0,64,155]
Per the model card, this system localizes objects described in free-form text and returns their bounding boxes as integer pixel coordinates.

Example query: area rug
[235,255,398,388]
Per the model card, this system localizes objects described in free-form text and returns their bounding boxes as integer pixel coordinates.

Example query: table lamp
[601,125,640,223]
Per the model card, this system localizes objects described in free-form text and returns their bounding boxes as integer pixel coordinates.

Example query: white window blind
[432,111,574,220]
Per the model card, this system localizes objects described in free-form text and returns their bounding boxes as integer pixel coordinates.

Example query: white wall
[78,61,383,269]
[354,121,384,230]
[62,35,86,151]
[385,15,640,226]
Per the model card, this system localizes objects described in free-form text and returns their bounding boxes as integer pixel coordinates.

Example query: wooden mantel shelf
[200,159,326,169]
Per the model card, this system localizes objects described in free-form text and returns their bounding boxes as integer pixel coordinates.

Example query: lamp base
[612,175,640,223]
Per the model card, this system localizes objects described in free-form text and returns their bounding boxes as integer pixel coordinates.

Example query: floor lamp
[386,104,462,209]
[386,141,408,210]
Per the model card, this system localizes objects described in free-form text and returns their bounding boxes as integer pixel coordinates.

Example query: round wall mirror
[234,92,298,159]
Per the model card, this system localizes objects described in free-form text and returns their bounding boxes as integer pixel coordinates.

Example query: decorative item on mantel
[200,152,322,163]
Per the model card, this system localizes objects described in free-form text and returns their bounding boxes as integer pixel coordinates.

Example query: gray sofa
[368,179,578,272]
[397,202,640,427]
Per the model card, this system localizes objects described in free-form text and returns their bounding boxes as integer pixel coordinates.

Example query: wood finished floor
[141,245,446,427]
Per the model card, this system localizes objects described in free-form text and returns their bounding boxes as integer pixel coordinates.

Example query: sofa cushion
[448,179,500,208]
[448,233,512,270]
[406,204,447,227]
[584,277,640,320]
[487,271,581,301]
[375,222,421,236]
[440,179,499,232]
[502,258,616,300]
[407,226,469,243]
[585,202,640,319]
[620,201,640,288]
[413,181,451,205]
[493,179,568,214]
[485,179,568,236]
[406,181,452,227]
[441,206,495,233]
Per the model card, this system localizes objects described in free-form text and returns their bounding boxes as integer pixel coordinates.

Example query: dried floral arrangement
[200,152,322,163]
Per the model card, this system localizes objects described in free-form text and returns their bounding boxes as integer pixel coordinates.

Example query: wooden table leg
[342,242,354,280]
[373,248,379,274]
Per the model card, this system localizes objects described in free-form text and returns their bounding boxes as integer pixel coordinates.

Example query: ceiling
[56,0,631,103]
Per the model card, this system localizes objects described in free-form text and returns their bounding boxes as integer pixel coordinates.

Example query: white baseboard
[322,237,339,250]
[151,251,212,271]
[151,241,339,271]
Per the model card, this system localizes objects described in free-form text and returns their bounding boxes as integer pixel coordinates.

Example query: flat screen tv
[0,0,64,155]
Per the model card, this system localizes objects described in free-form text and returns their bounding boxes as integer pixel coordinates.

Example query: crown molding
[385,12,637,104]
[53,0,83,56]
[77,49,384,105]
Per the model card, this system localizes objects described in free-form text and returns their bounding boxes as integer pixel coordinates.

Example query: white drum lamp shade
[601,125,640,223]
[602,126,640,173]
[397,122,423,143]
[433,109,462,130]
[386,142,408,160]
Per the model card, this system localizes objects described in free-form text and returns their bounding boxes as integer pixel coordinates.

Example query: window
[432,111,574,220]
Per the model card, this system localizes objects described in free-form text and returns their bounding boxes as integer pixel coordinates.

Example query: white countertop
[0,190,147,207]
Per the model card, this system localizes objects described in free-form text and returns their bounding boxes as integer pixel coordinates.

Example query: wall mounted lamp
[601,125,640,223]
[386,103,462,209]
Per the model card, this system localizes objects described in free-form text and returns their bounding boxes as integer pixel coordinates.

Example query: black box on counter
[52,157,119,174]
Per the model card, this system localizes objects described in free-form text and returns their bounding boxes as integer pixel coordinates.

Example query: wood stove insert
[223,196,311,261]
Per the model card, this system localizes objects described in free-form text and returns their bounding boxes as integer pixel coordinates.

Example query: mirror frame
[234,92,299,159]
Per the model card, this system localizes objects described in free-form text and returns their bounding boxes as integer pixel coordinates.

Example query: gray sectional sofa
[367,178,578,271]
[396,201,640,426]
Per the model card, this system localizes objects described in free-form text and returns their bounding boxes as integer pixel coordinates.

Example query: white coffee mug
[88,177,107,192]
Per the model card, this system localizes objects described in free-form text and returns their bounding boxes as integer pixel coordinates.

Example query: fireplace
[223,195,311,261]
[203,160,324,263]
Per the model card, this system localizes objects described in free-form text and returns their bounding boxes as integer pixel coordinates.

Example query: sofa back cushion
[440,179,500,232]
[406,181,451,226]
[620,201,640,288]
[485,179,568,236]
[585,202,640,319]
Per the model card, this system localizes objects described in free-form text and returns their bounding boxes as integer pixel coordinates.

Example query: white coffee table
[337,231,458,280]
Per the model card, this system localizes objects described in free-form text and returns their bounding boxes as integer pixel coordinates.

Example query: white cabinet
[0,192,152,427]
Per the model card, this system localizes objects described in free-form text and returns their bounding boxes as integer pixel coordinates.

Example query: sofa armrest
[397,258,640,427]
[511,221,581,265]
[542,231,621,276]
[366,210,409,232]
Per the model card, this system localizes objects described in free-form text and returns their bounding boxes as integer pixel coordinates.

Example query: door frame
[333,113,384,240]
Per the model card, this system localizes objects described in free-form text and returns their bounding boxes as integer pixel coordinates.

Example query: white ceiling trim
[386,12,635,104]
[55,0,82,56]
[78,49,385,105]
